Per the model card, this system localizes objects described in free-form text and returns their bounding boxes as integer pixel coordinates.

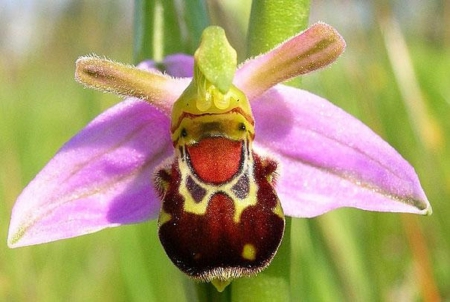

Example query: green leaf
[133,0,155,63]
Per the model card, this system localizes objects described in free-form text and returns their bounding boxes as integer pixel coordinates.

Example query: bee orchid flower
[8,23,431,290]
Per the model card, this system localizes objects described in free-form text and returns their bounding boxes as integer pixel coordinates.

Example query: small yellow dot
[241,243,257,261]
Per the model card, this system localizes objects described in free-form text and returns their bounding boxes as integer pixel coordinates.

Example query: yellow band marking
[158,209,172,226]
[272,200,285,219]
[178,147,258,223]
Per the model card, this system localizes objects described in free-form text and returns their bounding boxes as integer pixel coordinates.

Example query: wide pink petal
[252,85,431,217]
[8,99,173,247]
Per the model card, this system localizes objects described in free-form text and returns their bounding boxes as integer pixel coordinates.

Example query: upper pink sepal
[252,85,431,218]
[8,99,172,247]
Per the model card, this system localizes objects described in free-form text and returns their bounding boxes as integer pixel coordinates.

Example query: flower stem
[246,0,310,57]
[231,1,311,300]
[196,282,232,302]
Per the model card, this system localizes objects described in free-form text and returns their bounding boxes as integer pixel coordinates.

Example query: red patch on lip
[187,137,243,184]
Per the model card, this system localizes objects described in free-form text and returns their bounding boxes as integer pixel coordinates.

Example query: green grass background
[1,1,449,301]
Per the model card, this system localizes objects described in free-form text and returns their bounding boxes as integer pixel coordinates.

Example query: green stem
[230,1,311,300]
[247,0,310,57]
[196,282,231,302]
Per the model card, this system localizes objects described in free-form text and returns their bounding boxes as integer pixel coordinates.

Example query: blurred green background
[1,0,449,301]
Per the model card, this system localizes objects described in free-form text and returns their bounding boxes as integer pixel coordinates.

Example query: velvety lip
[187,137,243,184]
